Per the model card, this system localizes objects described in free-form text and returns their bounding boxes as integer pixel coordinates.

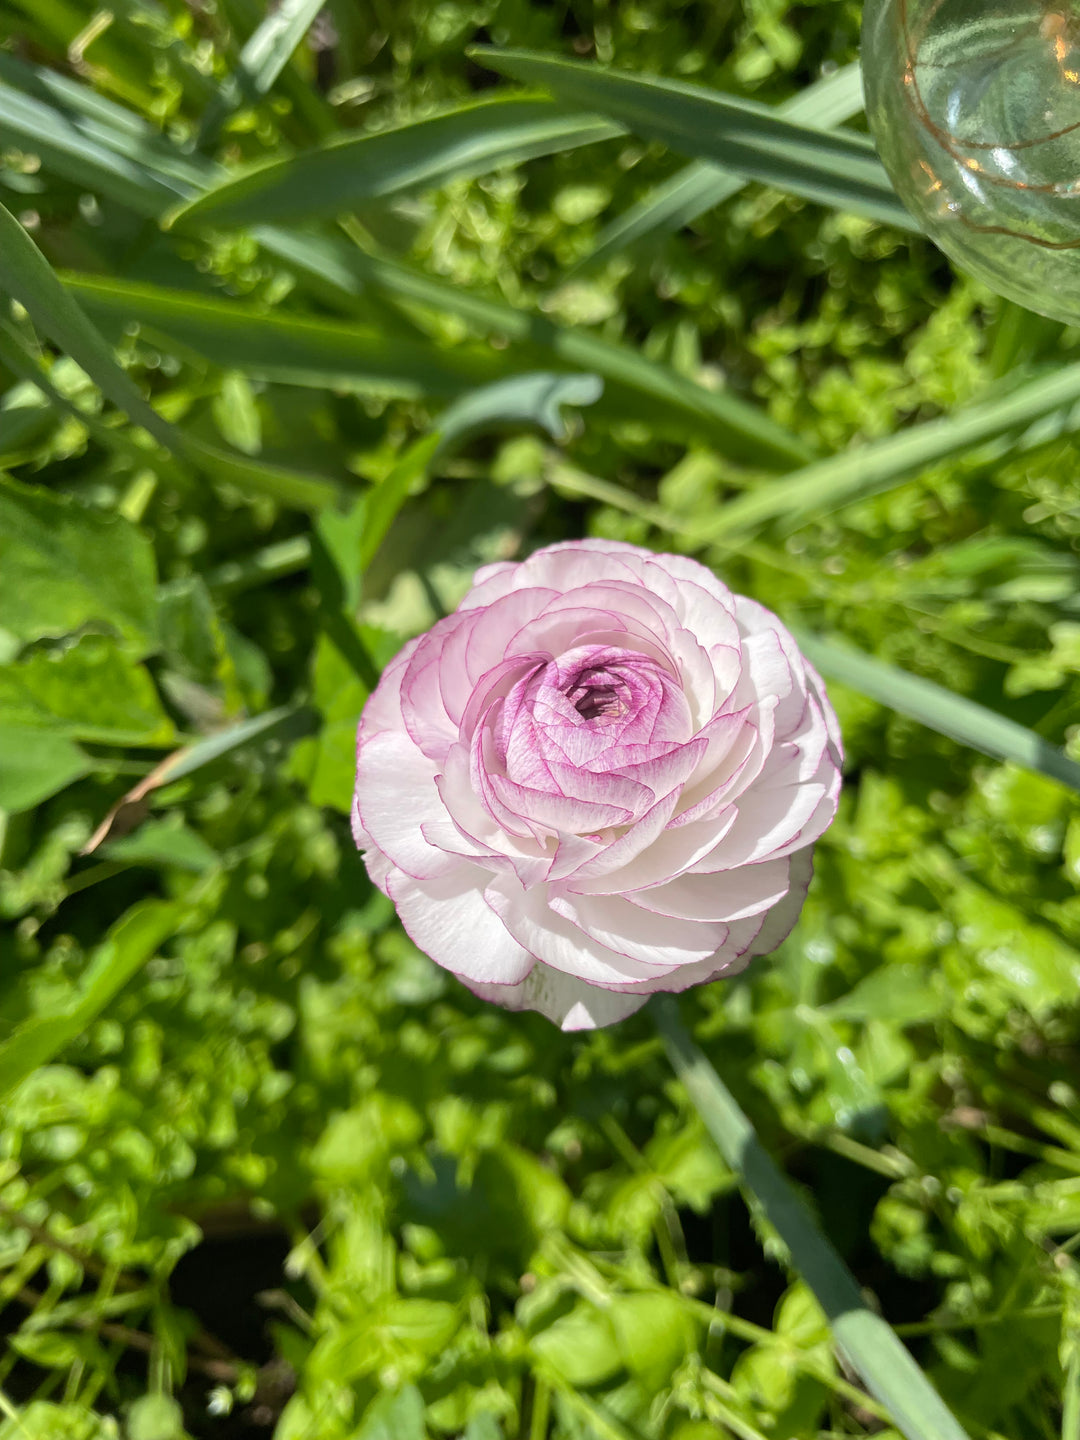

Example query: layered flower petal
[353,541,842,1029]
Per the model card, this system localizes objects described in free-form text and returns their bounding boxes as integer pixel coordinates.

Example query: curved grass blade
[686,360,1080,543]
[315,239,813,468]
[469,47,915,232]
[0,53,214,217]
[0,202,178,453]
[792,628,1080,793]
[0,900,184,1104]
[178,96,623,229]
[0,62,810,470]
[569,61,865,279]
[62,272,506,397]
[197,0,327,147]
[653,998,971,1440]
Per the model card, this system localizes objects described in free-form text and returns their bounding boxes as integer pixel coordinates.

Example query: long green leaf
[653,998,971,1440]
[0,202,178,452]
[0,53,214,217]
[62,272,507,398]
[0,61,809,470]
[197,0,329,145]
[569,61,865,278]
[0,725,91,814]
[178,96,622,228]
[230,0,325,98]
[470,48,915,232]
[0,900,183,1103]
[686,361,1080,543]
[301,238,813,467]
[792,629,1080,793]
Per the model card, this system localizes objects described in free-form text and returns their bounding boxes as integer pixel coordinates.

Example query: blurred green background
[2,0,1080,1436]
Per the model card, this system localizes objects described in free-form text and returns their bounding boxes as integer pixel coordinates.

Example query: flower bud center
[567,668,625,722]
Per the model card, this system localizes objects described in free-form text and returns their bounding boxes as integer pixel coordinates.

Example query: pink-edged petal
[489,770,636,834]
[629,857,791,922]
[354,730,456,880]
[550,891,726,966]
[691,782,827,871]
[462,966,650,1031]
[551,786,683,883]
[742,846,815,958]
[385,865,534,986]
[565,803,738,893]
[485,877,680,986]
[356,633,422,737]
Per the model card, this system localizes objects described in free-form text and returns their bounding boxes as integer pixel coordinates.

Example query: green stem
[652,995,971,1440]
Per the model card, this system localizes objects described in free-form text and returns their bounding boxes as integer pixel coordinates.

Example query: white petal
[463,965,650,1030]
[551,892,726,966]
[385,865,534,985]
[355,730,456,879]
[630,858,790,921]
[486,877,679,985]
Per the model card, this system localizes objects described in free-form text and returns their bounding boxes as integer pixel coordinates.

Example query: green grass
[1,0,1080,1437]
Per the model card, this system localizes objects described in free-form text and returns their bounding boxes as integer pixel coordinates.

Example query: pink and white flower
[352,540,842,1030]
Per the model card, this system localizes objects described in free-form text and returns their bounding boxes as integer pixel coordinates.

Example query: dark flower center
[566,667,626,722]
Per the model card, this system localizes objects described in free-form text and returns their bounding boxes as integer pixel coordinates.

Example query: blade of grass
[320,235,813,468]
[653,997,971,1440]
[62,272,508,398]
[684,360,1080,543]
[82,704,317,854]
[178,96,623,228]
[568,60,865,279]
[0,901,184,1103]
[0,62,811,469]
[0,202,178,453]
[1064,1351,1080,1440]
[197,0,327,147]
[469,47,915,232]
[0,53,215,216]
[791,628,1080,793]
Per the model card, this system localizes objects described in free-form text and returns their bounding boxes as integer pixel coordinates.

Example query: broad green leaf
[0,724,91,813]
[102,817,219,874]
[0,900,183,1103]
[63,273,505,399]
[0,475,158,649]
[569,60,865,278]
[125,1393,189,1440]
[177,96,621,228]
[688,360,1080,543]
[470,48,915,232]
[0,201,178,452]
[823,965,944,1027]
[532,1305,623,1387]
[0,634,177,746]
[609,1292,697,1389]
[654,998,971,1440]
[354,1386,426,1440]
[794,628,1080,794]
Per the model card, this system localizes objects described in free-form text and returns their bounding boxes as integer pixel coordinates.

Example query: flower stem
[652,995,971,1440]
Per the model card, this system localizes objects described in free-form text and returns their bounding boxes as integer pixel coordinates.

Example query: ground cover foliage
[1,0,1080,1436]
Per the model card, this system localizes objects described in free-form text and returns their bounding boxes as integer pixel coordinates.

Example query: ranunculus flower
[352,540,842,1031]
